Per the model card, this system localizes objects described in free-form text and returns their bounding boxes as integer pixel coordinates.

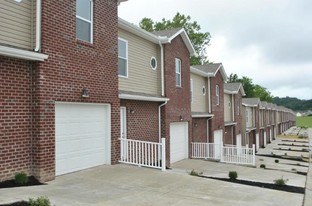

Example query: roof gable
[191,63,227,82]
[224,82,246,96]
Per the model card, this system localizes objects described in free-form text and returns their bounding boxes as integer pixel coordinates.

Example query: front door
[120,107,127,160]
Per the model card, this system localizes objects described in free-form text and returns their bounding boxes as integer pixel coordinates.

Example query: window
[190,79,193,103]
[175,58,181,87]
[246,110,249,123]
[237,100,240,115]
[216,85,220,105]
[118,38,128,77]
[202,86,206,95]
[150,57,157,70]
[76,0,93,43]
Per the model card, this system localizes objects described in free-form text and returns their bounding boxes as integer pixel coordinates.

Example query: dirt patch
[0,176,43,189]
[200,176,305,194]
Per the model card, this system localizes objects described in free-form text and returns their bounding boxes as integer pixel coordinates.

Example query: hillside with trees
[272,97,312,111]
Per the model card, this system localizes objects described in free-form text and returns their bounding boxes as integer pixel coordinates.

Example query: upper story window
[175,58,181,87]
[76,0,93,43]
[190,79,193,103]
[246,110,249,123]
[202,86,206,95]
[216,85,220,105]
[150,57,157,70]
[118,38,128,77]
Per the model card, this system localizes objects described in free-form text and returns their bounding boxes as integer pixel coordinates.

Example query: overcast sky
[119,0,312,100]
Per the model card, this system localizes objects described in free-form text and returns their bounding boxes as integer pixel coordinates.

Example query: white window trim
[190,79,193,103]
[175,58,182,87]
[118,37,128,78]
[216,85,220,105]
[76,0,93,43]
[150,56,157,70]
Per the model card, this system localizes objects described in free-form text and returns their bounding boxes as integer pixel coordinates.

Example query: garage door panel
[55,103,110,176]
[170,122,188,164]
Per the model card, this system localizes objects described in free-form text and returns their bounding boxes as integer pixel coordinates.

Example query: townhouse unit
[223,82,245,146]
[118,18,195,166]
[276,106,296,134]
[259,101,267,148]
[190,63,227,146]
[242,98,260,150]
[1,0,123,182]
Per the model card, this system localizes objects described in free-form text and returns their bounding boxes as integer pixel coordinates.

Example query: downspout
[208,77,211,113]
[232,94,235,122]
[34,0,42,52]
[159,40,165,96]
[159,101,168,143]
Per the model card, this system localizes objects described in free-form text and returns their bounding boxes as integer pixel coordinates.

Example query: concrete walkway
[303,128,312,206]
[0,164,303,206]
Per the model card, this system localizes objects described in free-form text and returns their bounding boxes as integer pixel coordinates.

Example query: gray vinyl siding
[118,28,161,96]
[0,0,35,49]
[191,73,208,112]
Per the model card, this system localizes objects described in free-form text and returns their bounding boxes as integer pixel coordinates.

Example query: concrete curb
[303,128,312,206]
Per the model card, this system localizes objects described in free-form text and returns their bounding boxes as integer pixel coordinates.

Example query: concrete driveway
[0,164,303,206]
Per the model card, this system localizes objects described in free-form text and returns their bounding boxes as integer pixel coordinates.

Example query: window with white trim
[202,86,206,95]
[118,38,128,77]
[175,58,181,87]
[216,85,220,105]
[246,110,249,123]
[76,0,93,43]
[190,79,193,103]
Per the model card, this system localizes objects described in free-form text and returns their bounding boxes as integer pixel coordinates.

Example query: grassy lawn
[296,116,312,128]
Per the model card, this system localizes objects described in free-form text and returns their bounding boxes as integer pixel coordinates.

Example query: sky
[118,0,312,100]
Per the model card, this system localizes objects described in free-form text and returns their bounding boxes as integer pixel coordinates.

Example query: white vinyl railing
[119,138,166,171]
[191,143,221,160]
[192,142,255,166]
[221,144,255,166]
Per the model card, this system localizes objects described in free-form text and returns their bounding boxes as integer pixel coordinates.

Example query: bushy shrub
[273,177,288,186]
[228,171,238,181]
[190,169,202,176]
[15,172,28,185]
[29,197,51,206]
[275,159,279,163]
[260,164,266,169]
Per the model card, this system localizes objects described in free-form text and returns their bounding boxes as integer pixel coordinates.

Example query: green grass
[296,116,312,128]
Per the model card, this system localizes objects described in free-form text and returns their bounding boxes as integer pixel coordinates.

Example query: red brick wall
[192,118,208,142]
[210,71,224,141]
[0,57,34,181]
[32,0,119,181]
[259,129,264,148]
[121,100,159,142]
[162,35,192,166]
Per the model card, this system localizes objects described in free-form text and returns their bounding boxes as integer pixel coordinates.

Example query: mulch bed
[273,148,309,153]
[282,140,308,143]
[0,176,43,189]
[200,176,305,194]
[278,143,309,147]
[0,201,29,206]
[256,154,307,162]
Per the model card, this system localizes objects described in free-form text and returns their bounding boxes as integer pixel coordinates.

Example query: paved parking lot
[0,164,304,206]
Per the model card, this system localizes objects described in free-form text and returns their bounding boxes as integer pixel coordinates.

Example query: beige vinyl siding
[246,107,253,128]
[0,0,35,49]
[224,93,232,121]
[118,28,161,96]
[191,73,208,112]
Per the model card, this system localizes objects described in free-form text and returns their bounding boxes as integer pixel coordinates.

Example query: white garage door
[55,102,111,175]
[170,122,188,164]
[214,130,223,159]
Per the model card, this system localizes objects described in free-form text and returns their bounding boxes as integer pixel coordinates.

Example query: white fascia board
[0,45,48,61]
[225,122,237,126]
[224,89,237,95]
[119,93,170,102]
[118,18,161,43]
[214,64,228,82]
[165,29,196,56]
[242,103,258,107]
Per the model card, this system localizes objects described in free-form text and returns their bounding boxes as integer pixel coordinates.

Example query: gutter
[159,101,168,143]
[208,77,211,113]
[34,0,42,52]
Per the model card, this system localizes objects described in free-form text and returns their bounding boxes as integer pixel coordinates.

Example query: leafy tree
[228,73,273,101]
[139,12,211,65]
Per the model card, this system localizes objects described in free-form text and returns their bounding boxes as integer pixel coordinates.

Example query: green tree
[139,12,211,65]
[254,84,273,102]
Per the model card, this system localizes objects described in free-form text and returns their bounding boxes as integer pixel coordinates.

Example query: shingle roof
[224,82,245,95]
[242,98,260,107]
[152,28,183,38]
[260,101,267,109]
[192,63,222,74]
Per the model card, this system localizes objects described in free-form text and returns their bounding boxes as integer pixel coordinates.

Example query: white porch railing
[191,142,256,166]
[119,138,166,171]
[191,143,221,160]
[221,144,255,166]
